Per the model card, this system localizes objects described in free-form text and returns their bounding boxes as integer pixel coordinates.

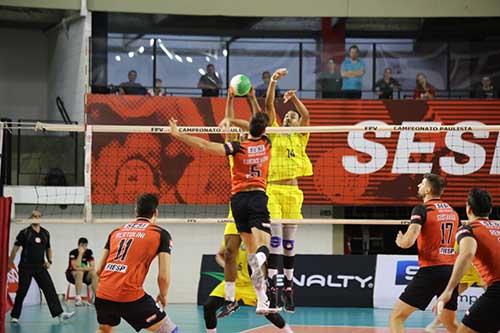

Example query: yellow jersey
[268,120,313,182]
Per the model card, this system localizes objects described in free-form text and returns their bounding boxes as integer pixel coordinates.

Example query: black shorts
[230,191,271,234]
[462,281,500,333]
[95,294,166,332]
[399,265,458,311]
[65,270,91,285]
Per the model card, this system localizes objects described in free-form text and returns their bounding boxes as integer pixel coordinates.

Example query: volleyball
[229,74,252,96]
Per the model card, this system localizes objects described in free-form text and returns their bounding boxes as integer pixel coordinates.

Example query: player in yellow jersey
[264,68,313,312]
[217,86,266,318]
[203,239,294,333]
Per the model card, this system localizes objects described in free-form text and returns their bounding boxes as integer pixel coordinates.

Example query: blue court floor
[5,304,459,333]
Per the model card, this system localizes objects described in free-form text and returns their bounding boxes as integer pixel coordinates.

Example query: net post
[84,125,92,223]
[0,122,4,197]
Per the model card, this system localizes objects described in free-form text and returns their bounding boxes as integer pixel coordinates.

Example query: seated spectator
[148,78,167,96]
[65,237,98,306]
[375,68,400,99]
[317,59,343,98]
[198,64,223,97]
[413,73,436,100]
[341,45,366,99]
[474,76,498,99]
[255,71,280,98]
[119,70,147,95]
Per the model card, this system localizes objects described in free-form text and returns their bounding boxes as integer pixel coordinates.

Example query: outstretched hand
[272,68,288,81]
[283,90,297,103]
[169,118,180,137]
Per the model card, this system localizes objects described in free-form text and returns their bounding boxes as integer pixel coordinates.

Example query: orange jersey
[410,199,459,267]
[224,136,272,195]
[457,219,500,286]
[96,219,172,302]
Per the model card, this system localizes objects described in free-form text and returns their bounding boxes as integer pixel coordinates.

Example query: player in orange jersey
[436,188,500,333]
[390,173,460,333]
[169,112,275,315]
[94,194,178,333]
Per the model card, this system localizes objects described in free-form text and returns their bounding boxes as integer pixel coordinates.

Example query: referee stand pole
[0,196,13,333]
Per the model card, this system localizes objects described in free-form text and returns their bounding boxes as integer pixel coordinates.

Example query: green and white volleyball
[230,74,252,96]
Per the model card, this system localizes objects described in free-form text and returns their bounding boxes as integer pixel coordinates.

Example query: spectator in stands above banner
[255,71,281,98]
[119,70,147,95]
[413,73,436,100]
[474,76,498,99]
[198,64,223,97]
[148,78,167,96]
[317,58,343,99]
[375,68,401,99]
[341,45,366,99]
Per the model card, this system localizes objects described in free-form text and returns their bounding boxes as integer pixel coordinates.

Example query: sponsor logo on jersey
[104,263,128,273]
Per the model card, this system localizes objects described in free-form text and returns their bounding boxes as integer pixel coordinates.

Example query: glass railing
[90,36,500,99]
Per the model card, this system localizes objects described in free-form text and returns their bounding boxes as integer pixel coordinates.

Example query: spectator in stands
[474,76,498,99]
[255,70,280,98]
[317,58,343,98]
[148,78,167,96]
[413,73,436,100]
[198,64,223,97]
[119,70,147,95]
[65,237,98,306]
[375,68,401,99]
[341,45,366,99]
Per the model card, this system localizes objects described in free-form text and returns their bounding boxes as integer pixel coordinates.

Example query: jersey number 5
[114,239,133,261]
[249,164,261,177]
[440,222,454,245]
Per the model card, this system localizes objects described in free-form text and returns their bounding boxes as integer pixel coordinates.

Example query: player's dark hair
[467,188,492,217]
[249,112,269,137]
[78,237,88,245]
[136,193,159,219]
[423,173,445,196]
[349,45,359,52]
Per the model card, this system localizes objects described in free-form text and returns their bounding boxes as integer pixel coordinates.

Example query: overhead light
[159,43,173,60]
[128,51,134,58]
[186,56,193,63]
[149,38,154,47]
[158,39,162,44]
[138,46,145,54]
[174,54,183,63]
[198,68,206,75]
[115,55,121,61]
[151,56,155,60]
[205,56,210,62]
[223,49,228,57]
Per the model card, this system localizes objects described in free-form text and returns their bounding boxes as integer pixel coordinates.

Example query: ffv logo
[293,274,374,288]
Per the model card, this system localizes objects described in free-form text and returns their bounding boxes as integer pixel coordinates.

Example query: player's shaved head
[136,193,159,219]
[467,188,492,217]
[422,173,445,196]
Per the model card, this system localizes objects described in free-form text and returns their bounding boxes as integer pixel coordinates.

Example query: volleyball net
[2,117,499,226]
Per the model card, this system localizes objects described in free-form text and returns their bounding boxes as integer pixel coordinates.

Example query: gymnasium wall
[0,28,49,122]
[8,223,333,303]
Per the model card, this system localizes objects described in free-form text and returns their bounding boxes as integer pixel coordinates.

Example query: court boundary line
[240,324,428,331]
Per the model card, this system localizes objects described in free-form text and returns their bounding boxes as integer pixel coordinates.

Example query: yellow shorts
[461,265,484,287]
[209,282,257,306]
[267,183,304,219]
[224,207,239,235]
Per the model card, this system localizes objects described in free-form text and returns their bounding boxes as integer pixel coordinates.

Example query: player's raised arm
[247,86,262,114]
[169,118,226,156]
[265,68,287,125]
[219,87,251,131]
[283,90,310,126]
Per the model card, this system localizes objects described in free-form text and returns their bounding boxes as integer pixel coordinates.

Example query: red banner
[86,95,500,206]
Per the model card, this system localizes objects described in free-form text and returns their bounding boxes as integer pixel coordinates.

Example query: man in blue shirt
[341,45,365,99]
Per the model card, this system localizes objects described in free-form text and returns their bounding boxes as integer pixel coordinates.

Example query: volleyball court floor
[5,303,457,332]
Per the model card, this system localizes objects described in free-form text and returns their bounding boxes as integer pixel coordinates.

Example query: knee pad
[282,239,295,252]
[270,236,282,249]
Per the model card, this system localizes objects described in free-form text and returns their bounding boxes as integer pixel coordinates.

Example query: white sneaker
[75,299,84,306]
[10,317,19,324]
[59,311,75,323]
[256,298,270,315]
